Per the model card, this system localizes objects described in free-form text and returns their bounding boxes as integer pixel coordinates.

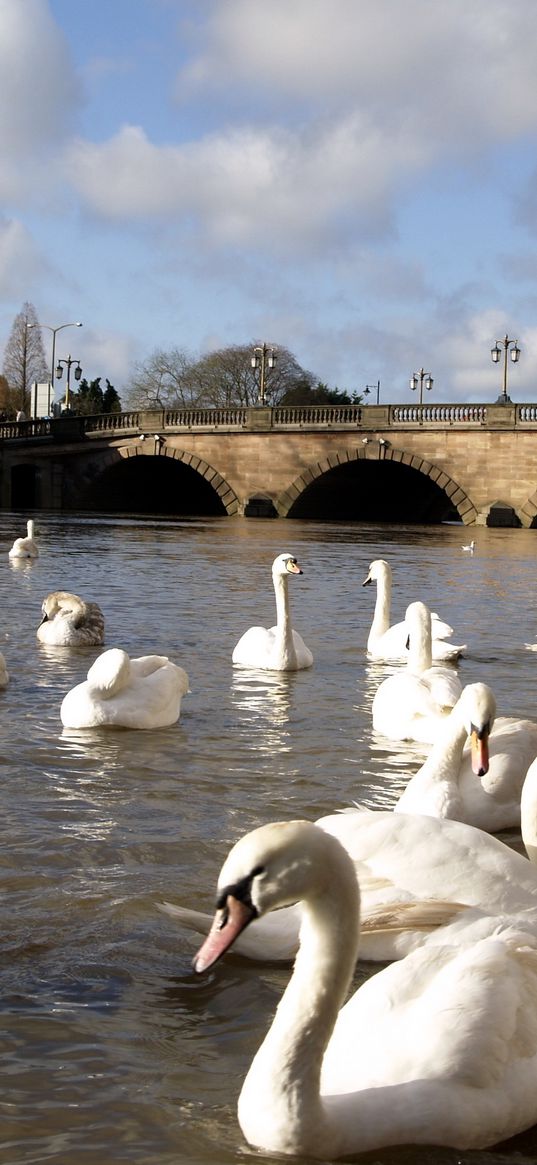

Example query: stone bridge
[2,400,537,527]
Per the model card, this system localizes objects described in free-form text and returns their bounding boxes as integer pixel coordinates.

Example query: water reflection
[2,513,537,1165]
[230,668,293,754]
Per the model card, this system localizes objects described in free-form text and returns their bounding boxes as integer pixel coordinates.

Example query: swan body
[232,553,313,671]
[164,783,537,964]
[8,519,38,559]
[372,600,462,742]
[60,647,189,728]
[462,539,475,552]
[362,558,466,662]
[37,591,105,646]
[395,682,537,830]
[194,820,537,1157]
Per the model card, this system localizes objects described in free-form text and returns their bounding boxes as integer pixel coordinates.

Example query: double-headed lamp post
[55,354,82,409]
[491,334,520,404]
[410,367,434,405]
[251,343,277,406]
[26,321,83,398]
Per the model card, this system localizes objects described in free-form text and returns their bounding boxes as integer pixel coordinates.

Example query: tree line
[1,302,361,418]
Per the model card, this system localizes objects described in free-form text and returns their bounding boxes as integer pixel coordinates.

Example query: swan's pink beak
[470,724,490,777]
[286,560,303,575]
[193,895,256,972]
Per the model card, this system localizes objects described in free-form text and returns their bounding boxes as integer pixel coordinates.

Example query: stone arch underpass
[62,445,241,516]
[274,442,478,524]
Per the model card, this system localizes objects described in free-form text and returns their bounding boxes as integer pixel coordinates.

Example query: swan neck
[273,569,295,663]
[239,872,359,1155]
[369,571,391,642]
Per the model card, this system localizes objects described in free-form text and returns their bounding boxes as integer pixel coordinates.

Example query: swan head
[362,558,390,587]
[85,648,131,695]
[193,820,358,973]
[456,682,496,776]
[272,553,303,577]
[40,591,83,624]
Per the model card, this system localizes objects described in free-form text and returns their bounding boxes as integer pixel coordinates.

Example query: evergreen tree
[103,379,121,413]
[2,302,48,414]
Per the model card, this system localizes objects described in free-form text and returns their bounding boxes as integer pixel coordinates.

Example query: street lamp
[55,354,82,409]
[251,343,277,406]
[490,334,520,404]
[410,368,434,405]
[364,380,380,404]
[26,321,83,398]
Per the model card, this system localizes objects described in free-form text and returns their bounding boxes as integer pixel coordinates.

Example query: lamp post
[251,343,277,406]
[490,334,520,404]
[26,321,83,398]
[55,354,82,409]
[410,367,433,405]
[363,380,380,404]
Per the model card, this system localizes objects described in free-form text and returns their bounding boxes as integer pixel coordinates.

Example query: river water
[2,512,537,1165]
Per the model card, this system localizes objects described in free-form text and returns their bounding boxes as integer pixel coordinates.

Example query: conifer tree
[2,302,48,414]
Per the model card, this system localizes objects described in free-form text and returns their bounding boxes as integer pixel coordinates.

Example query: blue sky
[2,0,537,403]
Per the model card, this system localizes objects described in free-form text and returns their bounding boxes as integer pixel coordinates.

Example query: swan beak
[193,895,256,972]
[362,571,372,587]
[286,559,303,575]
[470,722,490,777]
[39,613,49,626]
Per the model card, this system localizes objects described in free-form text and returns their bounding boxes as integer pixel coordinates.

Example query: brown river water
[2,512,537,1165]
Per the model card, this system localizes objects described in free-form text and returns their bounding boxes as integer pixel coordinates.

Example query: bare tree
[126,347,194,410]
[126,342,316,410]
[2,302,48,414]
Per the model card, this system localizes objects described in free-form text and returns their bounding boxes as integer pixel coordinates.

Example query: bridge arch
[64,444,241,516]
[276,441,478,524]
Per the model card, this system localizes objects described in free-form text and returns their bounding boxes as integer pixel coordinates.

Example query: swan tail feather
[360,899,467,934]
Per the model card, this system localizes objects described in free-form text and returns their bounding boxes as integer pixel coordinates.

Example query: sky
[2,0,537,405]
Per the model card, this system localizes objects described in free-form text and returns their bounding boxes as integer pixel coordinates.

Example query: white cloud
[0,0,81,199]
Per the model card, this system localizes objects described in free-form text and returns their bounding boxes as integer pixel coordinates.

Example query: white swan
[8,519,38,559]
[163,771,537,966]
[371,600,462,742]
[0,652,9,687]
[232,553,313,671]
[37,591,105,646]
[462,539,475,552]
[394,681,537,831]
[362,558,466,661]
[193,820,537,1158]
[60,647,189,728]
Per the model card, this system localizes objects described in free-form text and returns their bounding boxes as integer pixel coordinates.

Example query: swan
[8,519,38,559]
[163,769,537,965]
[362,558,466,662]
[37,591,105,646]
[193,820,537,1157]
[0,652,9,687]
[461,539,475,552]
[371,600,462,742]
[394,681,537,830]
[60,647,189,728]
[232,553,313,671]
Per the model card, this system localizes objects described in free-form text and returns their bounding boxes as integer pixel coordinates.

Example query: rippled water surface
[2,512,537,1165]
